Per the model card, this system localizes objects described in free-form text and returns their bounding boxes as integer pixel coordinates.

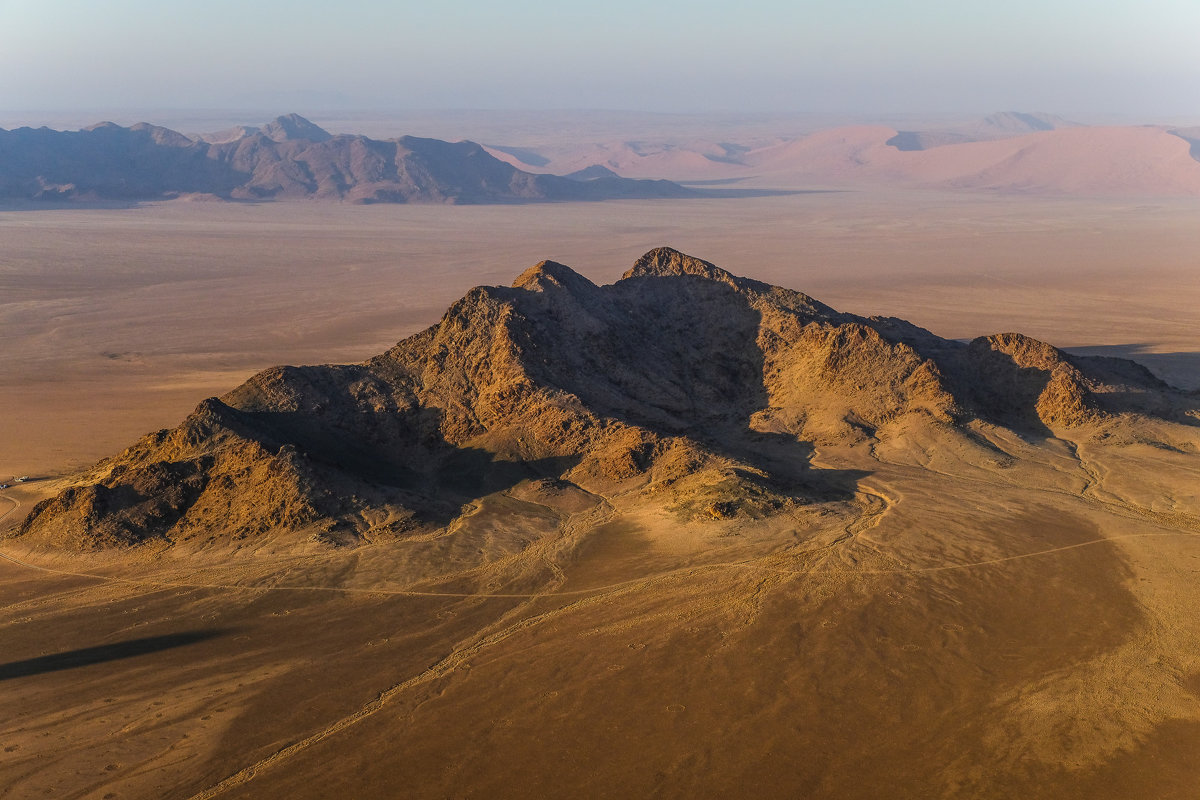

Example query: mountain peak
[512,260,597,294]
[129,122,195,147]
[197,124,260,144]
[564,164,622,181]
[621,247,736,284]
[262,113,332,143]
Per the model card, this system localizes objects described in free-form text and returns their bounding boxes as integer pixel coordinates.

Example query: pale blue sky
[1,0,1196,114]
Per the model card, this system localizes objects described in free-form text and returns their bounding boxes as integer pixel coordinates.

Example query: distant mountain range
[6,111,1200,202]
[0,114,693,204]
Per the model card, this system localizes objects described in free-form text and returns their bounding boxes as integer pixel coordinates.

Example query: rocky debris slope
[12,248,1195,550]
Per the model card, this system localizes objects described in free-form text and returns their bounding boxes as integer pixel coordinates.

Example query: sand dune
[909,126,1200,194]
[742,124,1200,195]
[742,125,901,182]
[484,116,1200,195]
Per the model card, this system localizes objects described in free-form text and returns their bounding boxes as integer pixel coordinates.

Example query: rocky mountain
[0,115,693,203]
[563,164,624,181]
[261,112,333,143]
[13,248,1196,551]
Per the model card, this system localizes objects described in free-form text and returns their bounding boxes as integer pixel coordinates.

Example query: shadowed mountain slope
[12,248,1196,552]
[887,111,1083,151]
[0,115,693,204]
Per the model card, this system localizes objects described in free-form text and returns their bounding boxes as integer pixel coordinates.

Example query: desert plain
[3,189,1199,478]
[3,119,1200,799]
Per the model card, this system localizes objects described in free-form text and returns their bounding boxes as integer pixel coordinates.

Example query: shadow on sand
[0,630,226,681]
[1064,343,1200,393]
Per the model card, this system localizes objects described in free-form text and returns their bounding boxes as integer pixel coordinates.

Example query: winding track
[0,496,17,527]
[0,478,20,528]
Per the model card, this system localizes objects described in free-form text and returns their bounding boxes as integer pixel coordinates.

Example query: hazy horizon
[2,0,1197,118]
[3,108,1199,147]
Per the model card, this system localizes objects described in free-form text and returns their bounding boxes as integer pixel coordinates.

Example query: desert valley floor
[2,189,1200,798]
[3,192,1199,479]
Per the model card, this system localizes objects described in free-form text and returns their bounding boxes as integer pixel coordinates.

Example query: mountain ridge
[0,115,694,204]
[11,247,1196,552]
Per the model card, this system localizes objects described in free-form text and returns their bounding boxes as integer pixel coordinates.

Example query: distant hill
[563,164,623,181]
[0,115,694,204]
